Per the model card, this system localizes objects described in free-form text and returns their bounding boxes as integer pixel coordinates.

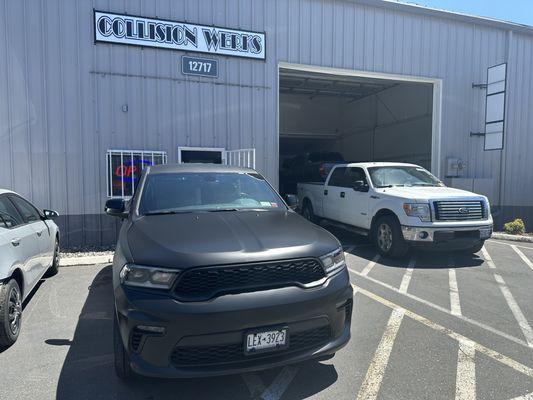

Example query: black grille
[171,325,331,367]
[434,201,485,221]
[130,329,144,352]
[173,259,325,301]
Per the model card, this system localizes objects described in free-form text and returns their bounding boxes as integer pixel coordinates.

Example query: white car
[297,162,493,258]
[0,189,60,346]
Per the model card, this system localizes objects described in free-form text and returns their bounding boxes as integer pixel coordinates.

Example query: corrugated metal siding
[1,0,533,245]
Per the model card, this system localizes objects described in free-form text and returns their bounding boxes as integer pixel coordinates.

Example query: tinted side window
[345,168,367,185]
[0,196,23,228]
[328,167,347,187]
[9,195,41,223]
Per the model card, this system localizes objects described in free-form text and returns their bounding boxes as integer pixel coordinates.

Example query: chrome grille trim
[433,201,485,221]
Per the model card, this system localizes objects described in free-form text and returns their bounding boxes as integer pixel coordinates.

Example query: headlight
[120,264,179,289]
[403,203,431,222]
[320,247,346,275]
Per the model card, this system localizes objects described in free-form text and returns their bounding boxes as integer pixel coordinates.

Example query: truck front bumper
[401,224,493,250]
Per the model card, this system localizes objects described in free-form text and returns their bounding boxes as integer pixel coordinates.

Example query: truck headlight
[320,247,346,275]
[403,203,431,222]
[120,264,179,289]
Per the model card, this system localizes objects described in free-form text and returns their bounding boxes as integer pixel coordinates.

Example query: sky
[397,0,533,27]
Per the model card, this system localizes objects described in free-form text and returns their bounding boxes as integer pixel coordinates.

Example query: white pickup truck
[297,162,493,258]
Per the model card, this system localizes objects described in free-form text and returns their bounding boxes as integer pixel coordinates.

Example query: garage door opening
[278,65,439,195]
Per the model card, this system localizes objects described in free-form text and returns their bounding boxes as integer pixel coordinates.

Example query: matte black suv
[105,164,353,379]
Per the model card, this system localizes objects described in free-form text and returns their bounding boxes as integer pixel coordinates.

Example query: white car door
[7,195,51,285]
[323,167,347,222]
[0,195,39,297]
[338,167,371,229]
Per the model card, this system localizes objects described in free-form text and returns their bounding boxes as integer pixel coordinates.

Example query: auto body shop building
[2,0,533,246]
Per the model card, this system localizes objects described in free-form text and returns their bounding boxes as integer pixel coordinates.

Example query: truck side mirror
[105,198,128,218]
[284,194,299,210]
[353,180,369,192]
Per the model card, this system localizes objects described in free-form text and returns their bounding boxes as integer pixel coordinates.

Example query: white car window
[0,196,24,228]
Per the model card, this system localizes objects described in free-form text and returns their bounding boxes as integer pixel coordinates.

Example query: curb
[59,254,113,267]
[491,232,533,243]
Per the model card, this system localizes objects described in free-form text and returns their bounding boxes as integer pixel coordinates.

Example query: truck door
[338,167,370,229]
[323,166,346,222]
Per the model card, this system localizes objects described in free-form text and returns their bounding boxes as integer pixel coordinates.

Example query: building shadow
[53,265,339,400]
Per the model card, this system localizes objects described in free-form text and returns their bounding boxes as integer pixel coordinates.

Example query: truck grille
[171,325,331,367]
[173,259,325,301]
[433,201,485,221]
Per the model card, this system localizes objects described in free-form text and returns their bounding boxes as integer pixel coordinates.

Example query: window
[327,167,347,187]
[0,196,23,228]
[8,195,41,223]
[345,167,367,185]
[107,150,167,198]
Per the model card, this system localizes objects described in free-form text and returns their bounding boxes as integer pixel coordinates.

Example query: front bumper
[401,224,493,249]
[114,269,353,378]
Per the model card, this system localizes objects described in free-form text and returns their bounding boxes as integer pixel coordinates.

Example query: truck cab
[297,162,493,258]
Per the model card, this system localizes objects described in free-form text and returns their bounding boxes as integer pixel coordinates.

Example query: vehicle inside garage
[278,68,434,195]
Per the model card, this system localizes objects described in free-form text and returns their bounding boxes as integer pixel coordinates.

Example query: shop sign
[94,10,266,60]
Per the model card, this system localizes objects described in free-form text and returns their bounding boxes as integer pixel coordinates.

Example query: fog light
[419,231,429,239]
[136,325,166,334]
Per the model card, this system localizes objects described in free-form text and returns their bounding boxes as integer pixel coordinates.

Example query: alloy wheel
[377,223,393,252]
[8,286,22,336]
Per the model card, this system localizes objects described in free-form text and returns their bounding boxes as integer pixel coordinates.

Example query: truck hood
[126,211,340,269]
[375,186,487,202]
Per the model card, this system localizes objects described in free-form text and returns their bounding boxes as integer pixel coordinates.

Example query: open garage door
[278,65,439,195]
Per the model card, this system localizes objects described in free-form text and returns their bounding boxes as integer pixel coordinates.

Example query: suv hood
[126,211,339,269]
[376,186,487,202]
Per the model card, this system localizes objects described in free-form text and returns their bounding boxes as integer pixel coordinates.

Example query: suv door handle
[340,192,345,198]
[324,190,328,196]
[11,238,21,247]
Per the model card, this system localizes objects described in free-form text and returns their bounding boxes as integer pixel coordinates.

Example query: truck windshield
[138,172,287,215]
[368,166,443,188]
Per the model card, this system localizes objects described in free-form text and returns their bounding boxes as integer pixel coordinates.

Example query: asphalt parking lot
[1,228,533,400]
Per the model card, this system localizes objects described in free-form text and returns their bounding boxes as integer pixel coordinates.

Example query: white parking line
[511,245,533,271]
[353,284,533,379]
[449,267,462,316]
[356,308,405,400]
[361,255,380,276]
[481,246,533,347]
[509,391,533,400]
[261,366,299,400]
[487,239,533,251]
[455,339,476,400]
[348,268,531,349]
[399,256,415,294]
[242,373,266,398]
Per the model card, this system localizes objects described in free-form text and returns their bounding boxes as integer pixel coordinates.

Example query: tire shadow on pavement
[53,265,340,400]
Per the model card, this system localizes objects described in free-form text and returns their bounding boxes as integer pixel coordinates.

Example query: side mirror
[105,198,127,218]
[353,180,369,192]
[43,209,59,220]
[284,194,299,210]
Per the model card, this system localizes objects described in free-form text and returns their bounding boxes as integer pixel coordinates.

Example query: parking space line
[481,247,533,347]
[242,373,266,398]
[356,308,405,400]
[449,266,462,316]
[353,284,533,379]
[509,391,533,400]
[487,240,533,251]
[399,256,415,294]
[511,245,533,271]
[361,255,380,276]
[456,339,476,400]
[260,366,299,400]
[348,268,531,348]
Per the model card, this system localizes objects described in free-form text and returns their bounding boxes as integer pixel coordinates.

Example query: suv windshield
[368,166,443,188]
[138,172,286,215]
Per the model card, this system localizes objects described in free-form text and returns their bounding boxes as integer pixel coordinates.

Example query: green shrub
[503,218,526,235]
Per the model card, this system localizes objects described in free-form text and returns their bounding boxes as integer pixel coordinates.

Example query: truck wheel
[0,279,22,347]
[114,312,134,380]
[45,237,60,277]
[374,216,409,259]
[302,202,317,224]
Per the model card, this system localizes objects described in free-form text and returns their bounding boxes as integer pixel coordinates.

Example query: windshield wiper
[207,208,241,212]
[143,210,192,216]
[377,184,404,188]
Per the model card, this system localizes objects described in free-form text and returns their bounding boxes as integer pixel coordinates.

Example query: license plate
[245,328,288,354]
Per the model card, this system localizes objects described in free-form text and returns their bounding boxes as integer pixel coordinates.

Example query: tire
[373,215,409,259]
[301,201,317,224]
[45,237,60,277]
[113,312,134,380]
[0,279,22,347]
